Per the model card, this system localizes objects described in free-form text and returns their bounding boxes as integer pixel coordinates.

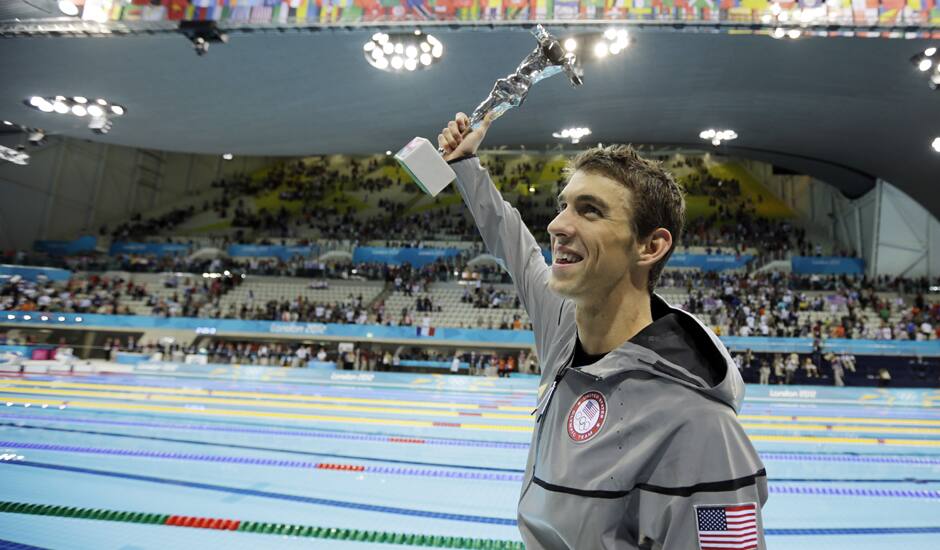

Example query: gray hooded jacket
[452,157,767,550]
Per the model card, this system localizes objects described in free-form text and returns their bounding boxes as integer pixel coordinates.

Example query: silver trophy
[396,25,584,196]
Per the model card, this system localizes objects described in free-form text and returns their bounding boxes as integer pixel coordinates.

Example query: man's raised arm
[438,112,567,359]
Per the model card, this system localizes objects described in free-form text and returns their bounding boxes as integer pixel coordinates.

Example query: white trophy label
[395,137,456,197]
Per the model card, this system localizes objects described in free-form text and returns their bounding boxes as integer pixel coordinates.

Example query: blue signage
[0,265,71,282]
[667,254,753,272]
[227,244,318,260]
[791,256,865,275]
[352,247,461,267]
[34,236,97,256]
[3,311,939,357]
[109,242,191,257]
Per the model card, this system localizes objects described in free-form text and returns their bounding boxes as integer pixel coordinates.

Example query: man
[438,113,767,549]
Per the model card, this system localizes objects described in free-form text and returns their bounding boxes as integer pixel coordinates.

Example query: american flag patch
[694,503,759,550]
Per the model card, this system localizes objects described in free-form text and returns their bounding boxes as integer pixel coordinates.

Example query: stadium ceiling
[0,24,938,218]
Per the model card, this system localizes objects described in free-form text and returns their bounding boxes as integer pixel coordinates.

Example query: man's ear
[637,228,673,267]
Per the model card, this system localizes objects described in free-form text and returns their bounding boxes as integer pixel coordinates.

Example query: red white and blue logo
[566,391,606,442]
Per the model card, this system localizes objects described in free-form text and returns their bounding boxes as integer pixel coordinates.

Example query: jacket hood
[573,293,746,413]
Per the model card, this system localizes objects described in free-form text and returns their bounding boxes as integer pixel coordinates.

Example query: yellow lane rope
[0,397,531,432]
[0,387,532,422]
[0,379,532,412]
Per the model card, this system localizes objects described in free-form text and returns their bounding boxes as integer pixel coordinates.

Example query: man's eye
[582,205,601,216]
[555,203,566,214]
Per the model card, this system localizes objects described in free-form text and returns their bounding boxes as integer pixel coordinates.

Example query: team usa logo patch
[694,502,759,550]
[566,391,607,442]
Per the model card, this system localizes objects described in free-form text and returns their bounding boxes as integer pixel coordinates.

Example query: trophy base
[395,137,456,197]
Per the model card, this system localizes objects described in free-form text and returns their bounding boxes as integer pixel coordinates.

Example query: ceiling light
[593,42,609,58]
[73,96,87,104]
[222,153,233,160]
[53,101,69,114]
[772,27,786,39]
[88,115,112,134]
[110,105,124,116]
[919,59,933,72]
[926,47,937,57]
[933,137,940,152]
[364,31,442,73]
[86,104,103,117]
[95,98,107,105]
[2,121,11,126]
[71,105,87,117]
[700,128,738,146]
[604,29,617,41]
[564,38,577,52]
[58,0,78,16]
[385,150,392,155]
[552,127,592,144]
[787,29,801,39]
[0,145,29,166]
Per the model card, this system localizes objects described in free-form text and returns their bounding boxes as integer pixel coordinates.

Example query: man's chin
[548,274,579,297]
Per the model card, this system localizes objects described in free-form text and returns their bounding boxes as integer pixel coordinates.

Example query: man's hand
[438,112,494,162]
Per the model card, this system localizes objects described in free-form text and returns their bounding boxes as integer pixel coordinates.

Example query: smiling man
[439,113,767,550]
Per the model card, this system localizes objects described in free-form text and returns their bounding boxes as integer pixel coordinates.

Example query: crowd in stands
[1,264,936,339]
[671,271,940,340]
[0,271,243,318]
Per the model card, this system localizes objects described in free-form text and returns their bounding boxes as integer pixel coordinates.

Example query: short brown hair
[566,144,685,294]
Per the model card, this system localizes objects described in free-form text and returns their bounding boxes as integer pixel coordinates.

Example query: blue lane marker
[0,539,48,550]
[4,461,518,526]
[1,422,524,473]
[767,527,940,535]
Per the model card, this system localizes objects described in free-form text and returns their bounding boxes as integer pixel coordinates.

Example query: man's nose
[547,209,574,241]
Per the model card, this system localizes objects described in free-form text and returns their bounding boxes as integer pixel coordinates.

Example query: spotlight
[179,21,228,57]
[919,59,933,72]
[0,145,29,166]
[552,127,592,144]
[364,31,443,73]
[222,153,233,160]
[57,0,78,16]
[564,38,578,52]
[88,115,112,135]
[700,128,738,146]
[933,137,940,153]
[28,130,46,145]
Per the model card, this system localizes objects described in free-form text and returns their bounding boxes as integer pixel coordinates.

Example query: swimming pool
[0,365,938,549]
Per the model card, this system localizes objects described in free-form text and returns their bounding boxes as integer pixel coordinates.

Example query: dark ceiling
[0,24,938,217]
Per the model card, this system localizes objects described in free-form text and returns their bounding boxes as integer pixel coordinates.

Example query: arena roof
[0,25,938,217]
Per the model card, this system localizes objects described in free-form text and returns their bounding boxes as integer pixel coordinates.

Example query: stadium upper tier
[87,152,830,258]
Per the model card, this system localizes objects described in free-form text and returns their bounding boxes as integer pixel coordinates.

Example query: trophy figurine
[396,25,584,196]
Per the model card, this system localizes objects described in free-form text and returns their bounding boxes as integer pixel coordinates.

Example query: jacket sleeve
[451,157,566,361]
[633,409,768,550]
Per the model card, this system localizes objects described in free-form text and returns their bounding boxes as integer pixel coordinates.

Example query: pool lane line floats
[0,500,524,549]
